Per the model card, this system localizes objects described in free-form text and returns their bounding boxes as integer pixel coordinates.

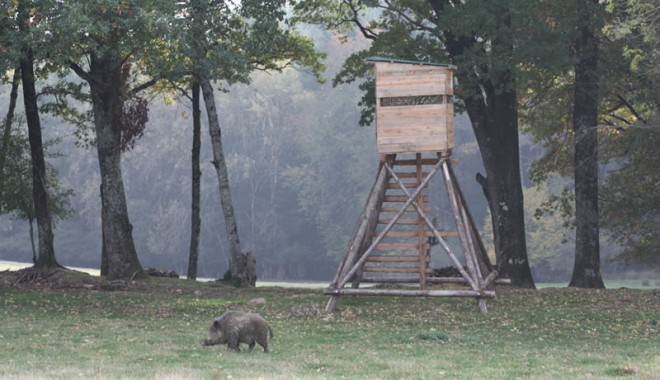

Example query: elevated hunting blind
[371,57,455,154]
[325,58,506,314]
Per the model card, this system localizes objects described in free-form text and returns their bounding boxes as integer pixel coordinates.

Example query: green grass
[0,270,658,379]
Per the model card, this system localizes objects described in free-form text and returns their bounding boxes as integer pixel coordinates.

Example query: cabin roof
[366,56,455,69]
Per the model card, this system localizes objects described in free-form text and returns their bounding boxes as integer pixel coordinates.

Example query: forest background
[0,6,656,284]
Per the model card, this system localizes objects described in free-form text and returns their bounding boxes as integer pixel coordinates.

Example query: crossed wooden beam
[325,154,499,314]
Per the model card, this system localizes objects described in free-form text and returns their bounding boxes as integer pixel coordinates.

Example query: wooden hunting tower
[371,57,455,154]
[325,58,505,314]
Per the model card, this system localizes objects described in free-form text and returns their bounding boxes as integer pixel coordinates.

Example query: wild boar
[203,310,273,353]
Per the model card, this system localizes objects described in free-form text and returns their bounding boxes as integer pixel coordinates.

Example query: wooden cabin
[368,57,455,154]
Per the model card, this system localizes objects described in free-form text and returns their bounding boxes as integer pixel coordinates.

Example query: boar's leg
[247,341,255,353]
[227,336,241,352]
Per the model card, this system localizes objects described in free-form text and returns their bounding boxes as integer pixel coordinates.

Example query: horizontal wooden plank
[360,277,421,283]
[380,206,431,212]
[375,243,429,251]
[426,277,512,285]
[377,87,450,99]
[376,230,458,238]
[374,61,453,74]
[324,288,497,298]
[363,266,422,273]
[378,140,452,154]
[377,102,451,115]
[391,172,429,178]
[383,195,429,202]
[377,133,450,145]
[386,183,425,189]
[377,218,419,225]
[374,66,454,98]
[377,134,450,147]
[378,230,426,238]
[377,123,450,134]
[377,127,450,139]
[394,158,440,166]
[366,255,430,263]
[376,71,448,83]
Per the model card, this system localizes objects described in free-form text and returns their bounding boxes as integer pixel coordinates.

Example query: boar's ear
[213,320,220,328]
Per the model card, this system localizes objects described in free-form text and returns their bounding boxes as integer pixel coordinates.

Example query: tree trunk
[82,56,145,280]
[569,0,604,288]
[28,217,36,263]
[20,46,59,269]
[468,89,535,289]
[0,68,21,208]
[198,73,250,286]
[428,0,535,288]
[187,81,202,280]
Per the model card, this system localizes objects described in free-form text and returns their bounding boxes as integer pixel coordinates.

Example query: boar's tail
[269,326,274,339]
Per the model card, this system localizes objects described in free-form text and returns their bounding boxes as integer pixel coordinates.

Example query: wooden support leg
[334,158,446,290]
[326,296,339,314]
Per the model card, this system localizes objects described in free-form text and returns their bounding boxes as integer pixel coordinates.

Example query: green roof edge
[366,56,455,69]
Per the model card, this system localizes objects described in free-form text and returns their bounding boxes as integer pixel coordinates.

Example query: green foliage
[0,125,74,226]
[522,0,660,265]
[170,0,325,87]
[0,274,658,379]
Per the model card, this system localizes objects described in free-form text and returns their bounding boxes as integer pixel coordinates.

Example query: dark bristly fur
[203,310,273,353]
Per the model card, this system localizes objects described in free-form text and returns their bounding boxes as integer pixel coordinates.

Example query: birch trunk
[198,74,249,285]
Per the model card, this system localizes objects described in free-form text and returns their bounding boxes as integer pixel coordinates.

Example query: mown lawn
[0,269,658,379]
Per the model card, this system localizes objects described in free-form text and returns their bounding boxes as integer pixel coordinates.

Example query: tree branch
[68,61,94,83]
[382,0,435,34]
[342,0,378,40]
[129,79,158,96]
[613,93,646,123]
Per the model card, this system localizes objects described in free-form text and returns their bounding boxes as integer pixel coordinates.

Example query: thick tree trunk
[0,68,21,207]
[187,81,202,280]
[467,89,535,288]
[20,47,59,269]
[428,0,535,288]
[569,0,604,288]
[198,73,251,286]
[84,56,145,280]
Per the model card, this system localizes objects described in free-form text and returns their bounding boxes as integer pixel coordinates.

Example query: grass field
[0,268,658,379]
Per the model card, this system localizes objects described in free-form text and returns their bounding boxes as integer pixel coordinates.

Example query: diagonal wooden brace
[334,158,446,289]
[384,163,480,291]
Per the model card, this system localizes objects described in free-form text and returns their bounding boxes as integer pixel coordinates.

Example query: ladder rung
[375,230,459,238]
[387,183,426,189]
[361,277,420,283]
[375,243,430,251]
[394,172,429,178]
[363,266,422,273]
[379,230,425,238]
[367,255,429,263]
[380,206,431,213]
[378,218,419,225]
[384,195,429,202]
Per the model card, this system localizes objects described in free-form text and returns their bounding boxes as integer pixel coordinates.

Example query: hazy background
[0,31,652,283]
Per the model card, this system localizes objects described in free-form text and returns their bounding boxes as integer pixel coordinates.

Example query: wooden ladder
[360,153,446,288]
